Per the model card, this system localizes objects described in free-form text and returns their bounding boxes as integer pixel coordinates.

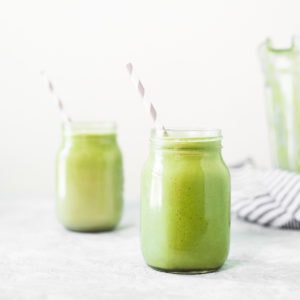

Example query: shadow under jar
[141,128,230,273]
[56,122,123,232]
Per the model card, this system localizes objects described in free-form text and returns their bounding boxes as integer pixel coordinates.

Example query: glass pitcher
[259,37,300,171]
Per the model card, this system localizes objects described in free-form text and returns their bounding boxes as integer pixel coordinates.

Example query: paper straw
[41,71,72,123]
[126,63,166,132]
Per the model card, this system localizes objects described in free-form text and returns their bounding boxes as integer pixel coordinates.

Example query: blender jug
[260,37,300,171]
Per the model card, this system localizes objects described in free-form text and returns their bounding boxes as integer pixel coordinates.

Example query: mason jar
[141,128,230,273]
[56,122,123,232]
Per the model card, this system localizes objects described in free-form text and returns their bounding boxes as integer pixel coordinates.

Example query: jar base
[63,225,116,233]
[148,264,221,275]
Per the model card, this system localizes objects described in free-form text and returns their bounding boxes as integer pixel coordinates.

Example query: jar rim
[151,127,222,141]
[62,121,117,134]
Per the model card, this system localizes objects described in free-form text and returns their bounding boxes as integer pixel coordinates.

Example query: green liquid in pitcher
[260,37,300,171]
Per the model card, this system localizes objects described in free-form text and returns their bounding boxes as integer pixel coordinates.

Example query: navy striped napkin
[231,159,300,230]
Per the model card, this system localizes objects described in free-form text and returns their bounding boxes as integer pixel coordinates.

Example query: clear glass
[141,128,230,273]
[56,122,123,232]
[260,37,300,171]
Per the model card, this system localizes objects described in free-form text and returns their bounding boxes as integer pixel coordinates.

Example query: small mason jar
[56,122,123,232]
[141,128,230,273]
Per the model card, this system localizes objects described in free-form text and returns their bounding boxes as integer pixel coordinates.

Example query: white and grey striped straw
[126,63,166,133]
[41,71,72,123]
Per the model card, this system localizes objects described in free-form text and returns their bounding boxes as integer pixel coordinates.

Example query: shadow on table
[218,259,244,272]
[115,223,135,231]
[64,223,135,234]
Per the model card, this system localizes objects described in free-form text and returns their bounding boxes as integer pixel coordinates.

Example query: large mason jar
[141,128,230,273]
[56,122,123,232]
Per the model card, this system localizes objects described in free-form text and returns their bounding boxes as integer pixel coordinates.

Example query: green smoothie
[141,129,230,273]
[56,122,123,232]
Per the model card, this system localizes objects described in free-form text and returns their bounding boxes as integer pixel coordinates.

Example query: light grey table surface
[0,197,300,300]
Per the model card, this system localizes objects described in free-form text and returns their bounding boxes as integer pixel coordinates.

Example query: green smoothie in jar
[141,128,230,273]
[56,122,123,232]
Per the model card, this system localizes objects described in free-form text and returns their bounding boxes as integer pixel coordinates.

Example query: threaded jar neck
[150,128,222,150]
[62,121,117,136]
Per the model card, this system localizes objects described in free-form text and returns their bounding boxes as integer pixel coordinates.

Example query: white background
[0,0,298,201]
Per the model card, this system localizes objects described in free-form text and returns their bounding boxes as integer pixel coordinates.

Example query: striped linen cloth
[231,159,300,230]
